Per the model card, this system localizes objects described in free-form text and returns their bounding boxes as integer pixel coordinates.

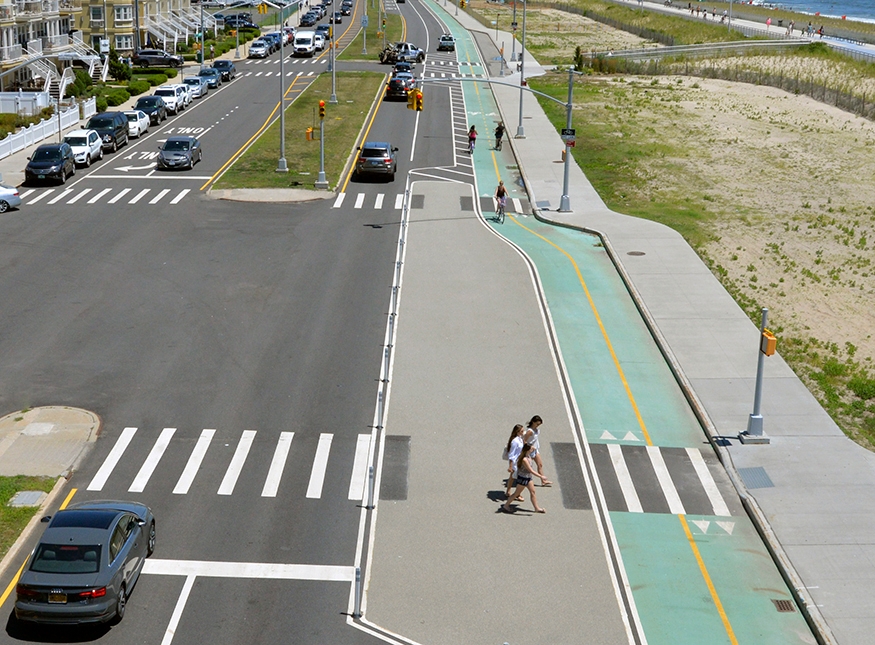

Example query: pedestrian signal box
[760,329,777,356]
[407,90,415,110]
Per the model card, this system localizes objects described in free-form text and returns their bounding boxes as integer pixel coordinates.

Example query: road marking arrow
[116,163,156,172]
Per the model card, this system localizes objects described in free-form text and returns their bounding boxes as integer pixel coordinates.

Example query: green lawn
[215,71,386,190]
[0,476,57,559]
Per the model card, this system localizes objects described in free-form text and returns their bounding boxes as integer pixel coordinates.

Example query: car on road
[299,12,317,26]
[124,110,150,137]
[25,144,76,185]
[262,32,282,52]
[154,85,186,114]
[248,39,270,58]
[197,67,223,88]
[133,96,167,124]
[330,11,342,23]
[171,82,193,107]
[14,500,155,625]
[183,75,210,98]
[438,34,455,51]
[385,74,414,99]
[157,136,202,170]
[63,129,104,167]
[223,16,258,29]
[86,111,130,152]
[394,41,425,63]
[314,33,326,51]
[212,59,237,80]
[0,183,21,212]
[340,4,351,15]
[354,141,398,181]
[294,31,316,57]
[132,49,184,68]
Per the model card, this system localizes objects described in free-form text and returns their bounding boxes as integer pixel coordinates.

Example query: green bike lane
[421,1,817,642]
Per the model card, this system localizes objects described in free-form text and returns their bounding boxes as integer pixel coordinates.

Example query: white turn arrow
[116,164,156,172]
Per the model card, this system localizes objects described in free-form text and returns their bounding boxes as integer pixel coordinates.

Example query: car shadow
[5,612,110,642]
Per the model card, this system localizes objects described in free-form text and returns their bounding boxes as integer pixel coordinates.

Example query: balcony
[43,33,70,50]
[59,0,81,8]
[42,0,59,12]
[0,43,22,60]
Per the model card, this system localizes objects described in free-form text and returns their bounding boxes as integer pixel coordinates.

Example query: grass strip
[339,13,405,60]
[215,70,385,190]
[0,476,57,559]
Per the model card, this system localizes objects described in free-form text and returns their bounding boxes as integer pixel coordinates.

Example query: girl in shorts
[501,444,548,513]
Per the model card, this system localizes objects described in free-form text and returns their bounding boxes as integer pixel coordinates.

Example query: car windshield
[126,114,139,122]
[198,70,215,76]
[32,148,62,161]
[30,544,101,574]
[88,117,113,128]
[155,89,173,96]
[137,99,159,107]
[64,137,87,146]
[215,61,230,68]
[184,78,200,84]
[362,148,388,158]
[163,140,191,151]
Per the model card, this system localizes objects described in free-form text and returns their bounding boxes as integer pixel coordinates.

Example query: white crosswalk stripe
[21,187,194,206]
[87,427,372,501]
[332,193,404,210]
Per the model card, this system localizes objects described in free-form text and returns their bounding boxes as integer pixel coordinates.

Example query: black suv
[25,143,75,185]
[212,59,237,80]
[132,49,184,67]
[134,96,168,124]
[86,112,130,152]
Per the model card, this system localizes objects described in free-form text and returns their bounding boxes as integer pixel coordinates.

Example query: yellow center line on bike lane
[0,487,79,609]
[506,214,654,445]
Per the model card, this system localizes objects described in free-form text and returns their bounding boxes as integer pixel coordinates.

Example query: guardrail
[0,104,80,160]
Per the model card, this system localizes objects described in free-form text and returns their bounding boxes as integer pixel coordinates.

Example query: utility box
[760,329,777,356]
[305,127,314,141]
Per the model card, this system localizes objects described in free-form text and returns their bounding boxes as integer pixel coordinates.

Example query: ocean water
[771,0,875,22]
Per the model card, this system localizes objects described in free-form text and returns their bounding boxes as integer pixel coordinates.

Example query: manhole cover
[8,491,47,508]
[627,251,646,256]
[772,599,796,613]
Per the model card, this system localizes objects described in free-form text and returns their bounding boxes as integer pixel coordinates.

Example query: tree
[107,47,132,82]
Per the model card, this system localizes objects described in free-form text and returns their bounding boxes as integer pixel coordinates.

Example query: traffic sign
[361,14,369,27]
[561,128,576,136]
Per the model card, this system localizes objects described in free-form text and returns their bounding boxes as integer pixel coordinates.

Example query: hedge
[127,80,151,95]
[105,88,131,106]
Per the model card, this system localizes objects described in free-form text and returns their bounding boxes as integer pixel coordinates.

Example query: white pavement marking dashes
[129,188,150,204]
[88,188,113,204]
[354,193,365,209]
[647,445,685,515]
[307,433,333,499]
[333,193,346,208]
[218,430,256,495]
[149,188,171,204]
[374,194,384,209]
[261,431,294,497]
[108,188,131,204]
[608,443,643,513]
[174,429,215,494]
[87,427,137,491]
[394,194,403,209]
[47,189,73,205]
[512,197,522,213]
[129,427,177,493]
[348,434,371,501]
[66,188,92,204]
[686,448,731,516]
[18,189,34,200]
[170,189,190,204]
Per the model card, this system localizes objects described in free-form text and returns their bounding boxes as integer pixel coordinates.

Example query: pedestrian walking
[503,424,525,500]
[766,17,771,30]
[501,444,548,513]
[209,43,215,61]
[467,125,477,154]
[523,415,552,486]
[494,121,505,150]
[818,25,824,38]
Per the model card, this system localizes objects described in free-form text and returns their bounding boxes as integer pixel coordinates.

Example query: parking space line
[306,433,333,499]
[159,574,195,645]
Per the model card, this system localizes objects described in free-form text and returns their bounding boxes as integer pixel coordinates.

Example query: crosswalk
[480,195,529,216]
[86,427,373,501]
[588,444,733,517]
[20,187,192,207]
[333,192,404,210]
[423,59,485,79]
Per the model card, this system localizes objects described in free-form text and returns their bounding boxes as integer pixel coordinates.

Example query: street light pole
[559,67,573,211]
[329,30,337,103]
[199,0,204,67]
[515,0,526,138]
[277,3,287,172]
[510,0,517,61]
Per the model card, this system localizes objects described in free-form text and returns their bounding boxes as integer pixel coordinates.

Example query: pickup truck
[394,42,425,63]
[437,34,455,51]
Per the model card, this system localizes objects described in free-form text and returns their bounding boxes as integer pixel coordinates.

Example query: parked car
[124,110,150,138]
[133,96,167,124]
[157,136,202,170]
[248,40,270,58]
[0,183,22,212]
[299,12,317,26]
[224,17,258,29]
[213,59,237,80]
[183,75,209,98]
[132,49,184,67]
[14,500,155,625]
[197,67,222,88]
[153,85,187,114]
[354,141,398,181]
[262,32,282,52]
[438,34,455,51]
[63,129,103,167]
[85,111,130,152]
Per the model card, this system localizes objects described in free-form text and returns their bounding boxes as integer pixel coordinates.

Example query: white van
[294,31,316,57]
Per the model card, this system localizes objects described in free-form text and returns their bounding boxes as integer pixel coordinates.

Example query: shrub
[849,377,875,400]
[164,68,178,79]
[127,79,150,95]
[96,96,108,112]
[132,73,168,87]
[105,88,130,106]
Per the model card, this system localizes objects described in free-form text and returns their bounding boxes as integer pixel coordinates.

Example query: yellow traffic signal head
[407,89,415,110]
[319,100,326,118]
[415,90,423,111]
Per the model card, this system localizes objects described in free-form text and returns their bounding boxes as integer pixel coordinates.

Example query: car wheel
[0,200,9,213]
[59,169,66,185]
[112,586,127,624]
[70,164,75,177]
[85,154,91,168]
[99,148,104,160]
[147,520,156,556]
[111,140,118,153]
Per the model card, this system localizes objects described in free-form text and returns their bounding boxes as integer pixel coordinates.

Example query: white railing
[80,96,96,120]
[26,38,41,54]
[42,0,59,11]
[0,90,49,115]
[0,104,80,160]
[43,34,70,50]
[0,43,22,60]
[57,67,75,98]
[0,4,16,19]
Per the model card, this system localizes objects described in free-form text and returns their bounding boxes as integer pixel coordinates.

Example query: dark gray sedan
[157,135,202,170]
[15,500,155,625]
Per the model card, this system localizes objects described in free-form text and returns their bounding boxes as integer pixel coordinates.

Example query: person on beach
[503,424,525,501]
[766,17,771,30]
[818,25,824,38]
[523,415,552,486]
[501,444,548,513]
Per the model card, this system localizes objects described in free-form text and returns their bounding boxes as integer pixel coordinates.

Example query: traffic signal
[258,2,267,14]
[407,89,415,110]
[460,0,466,7]
[319,100,326,119]
[382,18,386,29]
[415,90,423,111]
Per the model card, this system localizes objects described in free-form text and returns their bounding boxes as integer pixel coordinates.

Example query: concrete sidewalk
[447,7,873,644]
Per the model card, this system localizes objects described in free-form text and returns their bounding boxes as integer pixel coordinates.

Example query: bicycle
[495,196,506,223]
[495,136,503,151]
[468,137,476,154]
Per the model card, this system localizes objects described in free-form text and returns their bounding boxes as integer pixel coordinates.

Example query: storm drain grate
[772,599,797,613]
[738,466,775,489]
[627,251,646,256]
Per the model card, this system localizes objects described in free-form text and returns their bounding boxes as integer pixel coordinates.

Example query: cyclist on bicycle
[495,180,508,222]
[468,125,477,153]
[494,121,505,151]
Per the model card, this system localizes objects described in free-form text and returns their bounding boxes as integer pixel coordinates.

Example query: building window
[115,34,133,50]
[114,5,133,22]
[90,5,103,21]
